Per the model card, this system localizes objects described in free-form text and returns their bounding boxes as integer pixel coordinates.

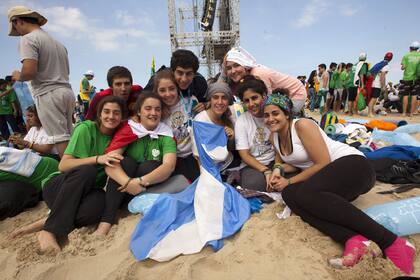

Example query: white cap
[410,41,419,50]
[84,70,94,76]
[358,52,367,61]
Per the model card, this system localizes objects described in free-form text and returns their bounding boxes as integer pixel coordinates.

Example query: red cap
[384,52,393,61]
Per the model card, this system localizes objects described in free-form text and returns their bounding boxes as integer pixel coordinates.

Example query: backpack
[320,112,338,130]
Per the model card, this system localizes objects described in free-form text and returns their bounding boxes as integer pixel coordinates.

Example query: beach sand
[1,111,419,280]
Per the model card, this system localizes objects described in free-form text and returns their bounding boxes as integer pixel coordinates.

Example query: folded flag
[106,119,173,153]
[0,146,41,177]
[130,121,250,261]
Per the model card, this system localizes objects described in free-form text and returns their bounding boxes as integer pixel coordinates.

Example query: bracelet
[28,142,34,149]
[95,155,99,164]
[288,178,292,186]
[122,177,133,189]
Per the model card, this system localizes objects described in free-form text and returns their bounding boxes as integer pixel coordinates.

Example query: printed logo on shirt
[171,111,190,145]
[152,149,160,159]
[253,127,271,156]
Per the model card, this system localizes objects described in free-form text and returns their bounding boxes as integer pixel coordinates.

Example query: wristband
[95,155,99,164]
[272,163,285,176]
[28,142,34,149]
[288,178,292,186]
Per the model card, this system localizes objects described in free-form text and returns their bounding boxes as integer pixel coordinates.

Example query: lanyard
[179,88,194,126]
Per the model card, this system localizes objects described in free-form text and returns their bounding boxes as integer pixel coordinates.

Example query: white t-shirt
[24,126,58,154]
[372,65,390,89]
[192,110,234,170]
[162,95,198,158]
[273,119,363,170]
[234,111,274,167]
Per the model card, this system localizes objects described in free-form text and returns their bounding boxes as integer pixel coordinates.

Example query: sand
[1,112,420,280]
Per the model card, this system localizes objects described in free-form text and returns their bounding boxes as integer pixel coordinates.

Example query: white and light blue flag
[130,121,250,261]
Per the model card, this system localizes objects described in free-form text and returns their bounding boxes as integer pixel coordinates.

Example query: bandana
[263,93,292,114]
[225,46,257,68]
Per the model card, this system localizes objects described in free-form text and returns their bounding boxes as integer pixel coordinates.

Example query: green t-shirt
[64,120,112,187]
[0,89,17,115]
[0,156,58,191]
[329,70,339,89]
[125,135,176,163]
[340,71,349,89]
[401,52,420,81]
[347,66,356,88]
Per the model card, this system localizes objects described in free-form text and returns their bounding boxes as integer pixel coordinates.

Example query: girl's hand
[193,102,206,114]
[97,153,124,167]
[224,126,234,140]
[118,178,146,195]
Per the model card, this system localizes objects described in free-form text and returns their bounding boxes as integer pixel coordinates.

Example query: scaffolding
[167,0,240,78]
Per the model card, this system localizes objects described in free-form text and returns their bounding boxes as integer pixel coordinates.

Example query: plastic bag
[357,92,366,111]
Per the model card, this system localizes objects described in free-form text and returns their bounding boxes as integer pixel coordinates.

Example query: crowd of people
[300,42,420,118]
[1,5,419,276]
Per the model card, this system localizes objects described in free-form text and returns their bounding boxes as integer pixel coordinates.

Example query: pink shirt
[251,65,307,101]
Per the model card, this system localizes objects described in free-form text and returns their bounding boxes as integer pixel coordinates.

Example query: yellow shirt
[79,77,91,101]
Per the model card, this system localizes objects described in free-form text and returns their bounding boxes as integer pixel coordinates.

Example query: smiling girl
[192,82,237,172]
[153,69,200,181]
[263,93,415,275]
[10,95,127,252]
[234,76,275,191]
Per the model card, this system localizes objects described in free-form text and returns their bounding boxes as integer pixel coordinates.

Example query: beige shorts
[35,87,75,143]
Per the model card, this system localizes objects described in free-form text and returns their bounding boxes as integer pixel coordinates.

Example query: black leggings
[282,155,397,250]
[0,181,39,220]
[174,154,200,182]
[43,165,105,236]
[101,157,160,224]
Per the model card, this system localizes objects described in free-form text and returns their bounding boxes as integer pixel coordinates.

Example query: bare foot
[38,230,60,252]
[9,218,47,239]
[93,222,112,236]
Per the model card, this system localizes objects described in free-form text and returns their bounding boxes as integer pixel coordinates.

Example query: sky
[0,0,419,94]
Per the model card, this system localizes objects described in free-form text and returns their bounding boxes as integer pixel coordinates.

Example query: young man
[79,70,95,117]
[317,63,329,113]
[368,52,393,117]
[85,66,142,120]
[326,63,338,112]
[346,63,357,115]
[144,49,208,110]
[400,41,420,117]
[8,6,75,158]
[0,79,20,139]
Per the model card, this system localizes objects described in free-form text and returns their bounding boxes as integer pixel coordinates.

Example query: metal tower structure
[167,0,240,78]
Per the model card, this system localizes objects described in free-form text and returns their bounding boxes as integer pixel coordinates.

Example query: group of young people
[305,42,419,118]
[2,5,416,276]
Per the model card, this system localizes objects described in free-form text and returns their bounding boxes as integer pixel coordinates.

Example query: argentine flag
[130,121,250,261]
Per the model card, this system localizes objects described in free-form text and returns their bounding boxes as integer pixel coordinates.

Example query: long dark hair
[307,70,317,87]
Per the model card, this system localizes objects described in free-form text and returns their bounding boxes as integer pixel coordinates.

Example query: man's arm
[12,59,38,81]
